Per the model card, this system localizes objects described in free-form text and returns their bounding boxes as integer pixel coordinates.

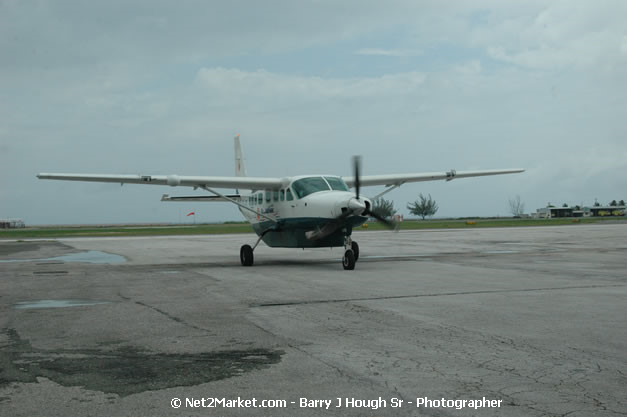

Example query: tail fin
[234,134,247,177]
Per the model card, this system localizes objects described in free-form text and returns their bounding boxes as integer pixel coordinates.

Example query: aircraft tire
[342,249,356,270]
[351,241,359,261]
[240,244,254,266]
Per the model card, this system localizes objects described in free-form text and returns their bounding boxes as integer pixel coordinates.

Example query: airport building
[535,205,625,219]
[0,219,25,229]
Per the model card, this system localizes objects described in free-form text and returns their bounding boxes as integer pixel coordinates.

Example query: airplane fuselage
[237,175,370,248]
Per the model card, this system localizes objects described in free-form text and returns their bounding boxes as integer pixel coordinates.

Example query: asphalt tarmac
[1,224,626,416]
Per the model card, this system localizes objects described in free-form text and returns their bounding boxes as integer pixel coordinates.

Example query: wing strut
[200,185,278,224]
[371,183,404,201]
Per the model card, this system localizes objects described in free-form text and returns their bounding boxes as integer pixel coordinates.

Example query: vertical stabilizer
[234,134,247,177]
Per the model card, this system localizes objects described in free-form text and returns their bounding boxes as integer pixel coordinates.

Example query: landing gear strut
[240,229,272,266]
[342,235,358,270]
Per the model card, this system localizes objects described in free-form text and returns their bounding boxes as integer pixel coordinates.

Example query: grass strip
[1,217,622,239]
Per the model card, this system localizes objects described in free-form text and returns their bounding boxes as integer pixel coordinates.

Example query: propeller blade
[353,155,361,200]
[305,209,353,240]
[364,209,398,230]
[309,155,391,241]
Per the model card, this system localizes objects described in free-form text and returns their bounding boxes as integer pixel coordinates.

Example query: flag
[186,212,195,216]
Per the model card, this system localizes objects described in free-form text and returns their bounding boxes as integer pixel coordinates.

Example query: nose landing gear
[342,235,359,270]
[351,241,359,261]
[342,249,356,270]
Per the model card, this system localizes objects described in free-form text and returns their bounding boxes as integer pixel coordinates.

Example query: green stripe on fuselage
[252,216,367,248]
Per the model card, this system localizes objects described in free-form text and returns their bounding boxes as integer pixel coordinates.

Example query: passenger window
[286,188,293,201]
[265,190,271,202]
[258,193,263,204]
[280,189,285,201]
[273,190,279,201]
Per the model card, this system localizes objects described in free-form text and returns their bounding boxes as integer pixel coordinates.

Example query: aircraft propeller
[306,156,396,241]
[353,155,361,200]
[352,156,396,229]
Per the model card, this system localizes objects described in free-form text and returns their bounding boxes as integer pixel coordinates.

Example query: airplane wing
[36,173,284,190]
[343,168,524,188]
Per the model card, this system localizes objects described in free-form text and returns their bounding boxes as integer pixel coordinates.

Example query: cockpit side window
[286,188,293,201]
[324,176,350,191]
[291,177,330,199]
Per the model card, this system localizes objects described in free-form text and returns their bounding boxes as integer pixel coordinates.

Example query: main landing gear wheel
[342,249,356,270]
[351,241,359,261]
[240,244,254,266]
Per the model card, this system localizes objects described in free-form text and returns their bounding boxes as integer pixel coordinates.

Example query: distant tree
[594,199,600,207]
[620,200,626,206]
[610,200,617,206]
[370,198,397,220]
[407,193,438,220]
[508,195,525,217]
[547,202,555,207]
[562,203,569,208]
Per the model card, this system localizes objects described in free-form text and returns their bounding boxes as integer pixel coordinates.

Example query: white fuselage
[235,175,370,248]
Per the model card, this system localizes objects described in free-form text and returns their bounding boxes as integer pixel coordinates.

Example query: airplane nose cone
[348,198,366,213]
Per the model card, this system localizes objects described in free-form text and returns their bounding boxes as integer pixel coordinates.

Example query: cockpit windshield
[324,176,349,192]
[291,177,330,199]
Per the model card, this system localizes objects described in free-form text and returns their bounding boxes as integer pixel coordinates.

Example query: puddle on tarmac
[0,328,283,396]
[14,300,110,310]
[0,250,126,264]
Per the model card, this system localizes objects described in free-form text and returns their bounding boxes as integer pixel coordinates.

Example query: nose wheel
[343,249,356,270]
[351,241,359,261]
[342,236,359,270]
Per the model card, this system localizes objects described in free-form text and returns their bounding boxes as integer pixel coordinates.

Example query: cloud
[1,1,626,223]
[354,48,423,57]
[195,67,427,102]
[470,1,627,70]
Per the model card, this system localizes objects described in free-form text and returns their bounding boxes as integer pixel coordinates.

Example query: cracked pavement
[1,224,626,416]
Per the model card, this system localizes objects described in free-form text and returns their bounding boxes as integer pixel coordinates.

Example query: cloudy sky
[1,0,626,224]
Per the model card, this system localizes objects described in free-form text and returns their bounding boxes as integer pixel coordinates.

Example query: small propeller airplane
[38,135,524,269]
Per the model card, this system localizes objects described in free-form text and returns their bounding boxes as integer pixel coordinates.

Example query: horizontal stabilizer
[161,194,241,202]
